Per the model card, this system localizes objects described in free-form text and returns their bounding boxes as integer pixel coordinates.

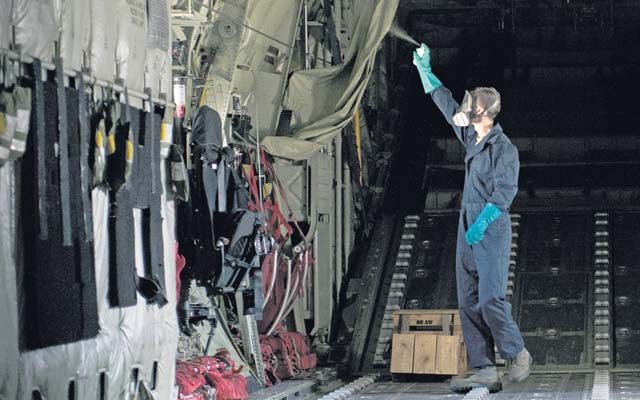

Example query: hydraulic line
[282,250,310,321]
[266,259,292,335]
[280,253,304,319]
[263,247,279,305]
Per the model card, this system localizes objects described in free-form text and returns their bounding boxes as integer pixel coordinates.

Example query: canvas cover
[261,0,399,160]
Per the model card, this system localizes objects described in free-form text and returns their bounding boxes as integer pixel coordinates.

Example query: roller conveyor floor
[340,209,640,399]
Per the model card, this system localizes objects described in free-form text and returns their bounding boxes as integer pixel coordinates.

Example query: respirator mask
[453,88,501,127]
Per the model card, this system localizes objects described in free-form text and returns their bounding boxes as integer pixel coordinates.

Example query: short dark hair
[472,87,501,120]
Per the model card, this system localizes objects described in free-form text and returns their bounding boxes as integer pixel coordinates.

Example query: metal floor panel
[516,212,593,368]
[612,372,640,400]
[493,373,592,400]
[611,213,640,366]
[249,380,316,400]
[347,381,464,400]
[343,374,596,400]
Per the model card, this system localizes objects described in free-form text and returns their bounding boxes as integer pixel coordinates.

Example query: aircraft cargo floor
[322,370,640,399]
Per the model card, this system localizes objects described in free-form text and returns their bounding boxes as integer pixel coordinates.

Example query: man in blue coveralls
[412,43,532,393]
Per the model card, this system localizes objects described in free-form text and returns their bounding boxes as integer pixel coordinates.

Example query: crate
[390,310,467,376]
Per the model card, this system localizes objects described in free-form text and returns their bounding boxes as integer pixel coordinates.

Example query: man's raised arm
[413,43,467,144]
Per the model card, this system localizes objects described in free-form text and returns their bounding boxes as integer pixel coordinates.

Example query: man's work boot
[449,366,502,393]
[509,348,532,383]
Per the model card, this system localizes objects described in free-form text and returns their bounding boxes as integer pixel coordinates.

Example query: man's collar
[486,123,503,144]
[474,122,502,144]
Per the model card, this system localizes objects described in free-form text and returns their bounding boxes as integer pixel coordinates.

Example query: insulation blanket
[12,0,59,63]
[54,0,91,71]
[89,0,117,82]
[0,167,179,399]
[0,0,11,50]
[0,162,20,400]
[146,0,172,98]
[116,0,148,92]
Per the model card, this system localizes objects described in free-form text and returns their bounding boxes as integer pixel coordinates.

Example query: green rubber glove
[412,43,443,94]
[465,203,503,245]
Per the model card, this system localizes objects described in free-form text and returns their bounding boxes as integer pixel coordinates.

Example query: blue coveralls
[431,86,525,368]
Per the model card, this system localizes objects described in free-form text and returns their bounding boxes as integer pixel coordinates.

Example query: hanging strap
[243,158,261,212]
[56,57,72,246]
[148,107,167,305]
[217,158,227,212]
[33,58,48,240]
[123,88,134,183]
[147,90,159,195]
[228,158,250,210]
[77,71,93,242]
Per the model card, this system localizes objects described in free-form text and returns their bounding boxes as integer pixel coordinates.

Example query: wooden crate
[390,309,467,376]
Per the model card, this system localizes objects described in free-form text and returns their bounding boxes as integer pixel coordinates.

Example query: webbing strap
[147,109,166,305]
[77,71,93,242]
[244,162,260,211]
[149,97,159,195]
[33,58,48,240]
[227,158,249,210]
[224,253,255,270]
[217,160,227,212]
[56,57,72,246]
[123,88,131,124]
[202,163,218,237]
[123,88,133,183]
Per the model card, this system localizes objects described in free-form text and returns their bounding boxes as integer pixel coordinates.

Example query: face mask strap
[459,90,473,114]
[481,88,500,117]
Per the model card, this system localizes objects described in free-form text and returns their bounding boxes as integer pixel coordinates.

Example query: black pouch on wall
[20,65,98,351]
